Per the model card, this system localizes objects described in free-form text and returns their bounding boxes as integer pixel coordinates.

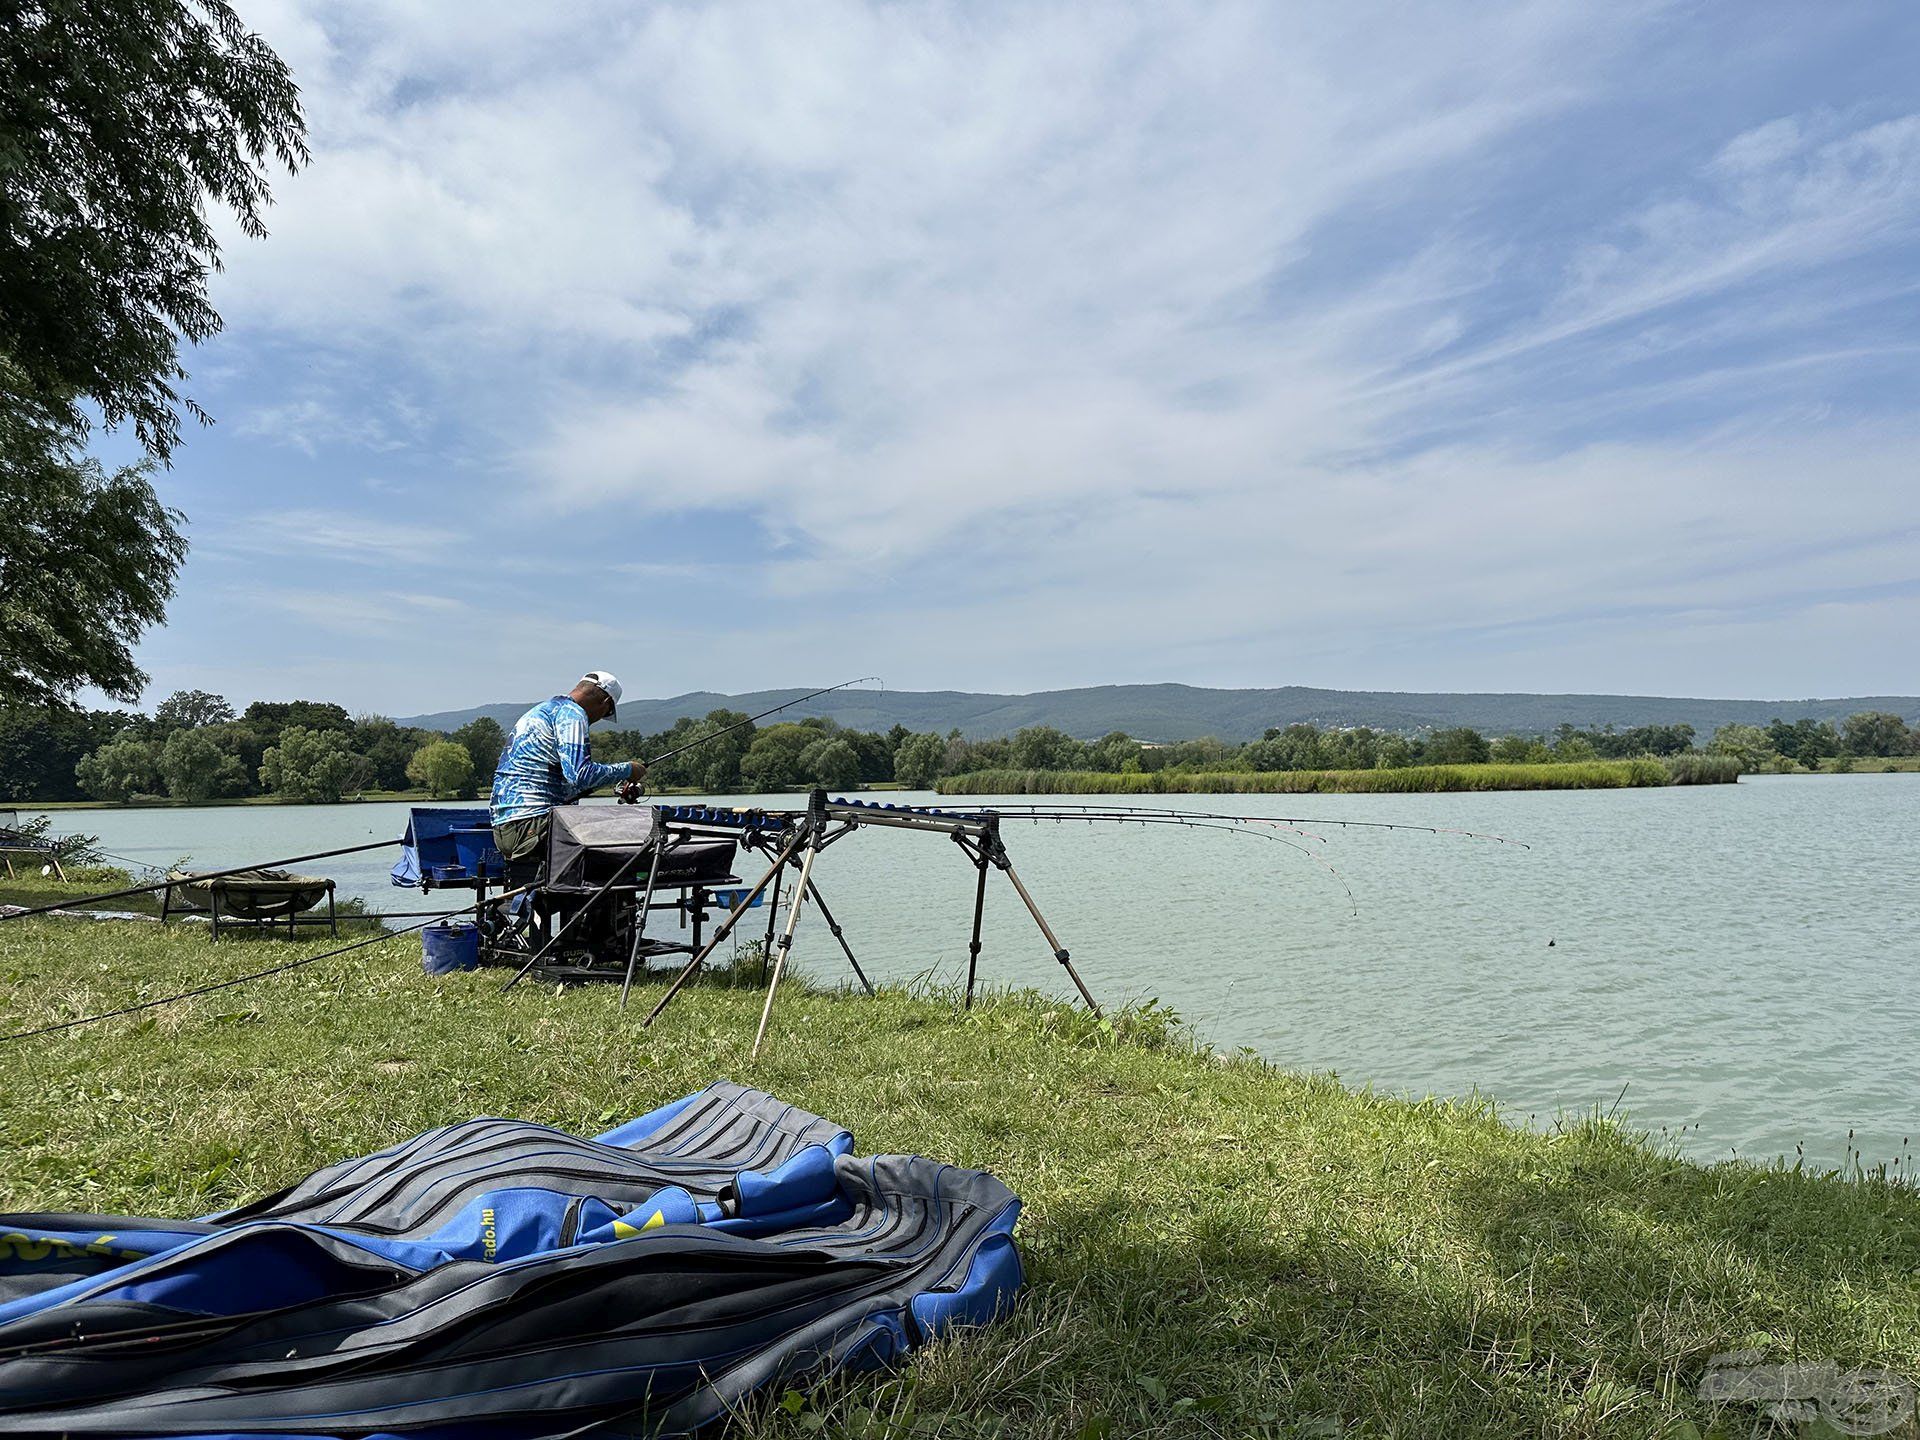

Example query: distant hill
[395,684,1920,743]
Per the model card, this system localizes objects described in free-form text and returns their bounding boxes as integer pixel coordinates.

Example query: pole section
[998,857,1102,1017]
[803,877,874,996]
[751,838,822,1060]
[964,849,989,1009]
[618,836,668,1011]
[641,829,805,1027]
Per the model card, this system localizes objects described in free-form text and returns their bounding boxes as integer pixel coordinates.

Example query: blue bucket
[451,826,503,877]
[422,920,480,974]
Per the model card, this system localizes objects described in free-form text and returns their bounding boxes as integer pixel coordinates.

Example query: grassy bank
[2,899,1916,1437]
[938,757,1740,796]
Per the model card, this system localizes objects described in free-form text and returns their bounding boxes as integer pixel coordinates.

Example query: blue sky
[113,0,1920,715]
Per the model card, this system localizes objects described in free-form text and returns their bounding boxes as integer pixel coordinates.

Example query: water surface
[23,775,1916,1170]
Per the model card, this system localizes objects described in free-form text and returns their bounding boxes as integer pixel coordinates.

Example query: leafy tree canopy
[0,398,186,706]
[74,734,159,801]
[157,725,244,800]
[0,0,307,460]
[406,740,474,799]
[259,725,356,803]
[450,716,507,781]
[155,688,234,730]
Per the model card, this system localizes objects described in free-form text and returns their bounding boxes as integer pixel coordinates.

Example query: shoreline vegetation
[2,897,1918,1437]
[939,756,1739,796]
[4,689,1914,812]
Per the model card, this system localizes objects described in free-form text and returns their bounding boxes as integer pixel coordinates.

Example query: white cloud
[162,1,1920,706]
[220,510,465,563]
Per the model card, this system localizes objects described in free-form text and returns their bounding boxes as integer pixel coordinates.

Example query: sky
[109,0,1920,715]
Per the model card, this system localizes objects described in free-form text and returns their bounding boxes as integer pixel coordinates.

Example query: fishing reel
[616,775,648,805]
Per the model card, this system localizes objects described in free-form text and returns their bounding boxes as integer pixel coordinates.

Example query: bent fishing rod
[959,802,1529,848]
[617,678,884,800]
[641,677,882,769]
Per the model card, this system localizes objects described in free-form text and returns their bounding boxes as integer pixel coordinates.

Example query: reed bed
[1661,753,1744,785]
[938,759,1695,795]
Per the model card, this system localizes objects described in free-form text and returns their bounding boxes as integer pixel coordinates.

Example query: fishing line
[965,802,1528,848]
[0,886,533,1045]
[997,811,1361,914]
[0,839,404,923]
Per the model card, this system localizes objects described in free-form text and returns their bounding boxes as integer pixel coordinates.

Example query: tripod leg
[964,854,989,1009]
[998,858,1102,1018]
[803,877,874,996]
[759,862,784,985]
[752,840,821,1060]
[619,840,667,1011]
[642,831,804,1028]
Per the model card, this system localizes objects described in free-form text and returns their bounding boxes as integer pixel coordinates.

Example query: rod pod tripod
[642,791,1099,1059]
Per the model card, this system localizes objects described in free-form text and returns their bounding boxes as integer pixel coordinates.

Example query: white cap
[580,670,622,718]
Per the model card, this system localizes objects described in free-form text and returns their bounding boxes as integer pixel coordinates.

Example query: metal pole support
[642,829,806,1028]
[997,854,1101,1018]
[751,836,823,1060]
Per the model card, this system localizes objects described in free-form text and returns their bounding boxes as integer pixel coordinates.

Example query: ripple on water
[24,774,1917,1169]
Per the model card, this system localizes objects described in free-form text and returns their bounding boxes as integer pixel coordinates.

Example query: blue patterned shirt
[490,696,629,824]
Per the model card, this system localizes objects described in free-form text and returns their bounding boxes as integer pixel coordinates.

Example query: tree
[351,716,424,791]
[242,700,352,757]
[798,736,861,792]
[1842,711,1913,758]
[155,689,234,731]
[0,704,135,801]
[1,1,307,462]
[891,732,945,789]
[740,724,817,791]
[1426,727,1491,765]
[157,727,245,800]
[1707,723,1776,771]
[1008,726,1086,771]
[1375,734,1416,769]
[406,741,475,799]
[1242,725,1325,772]
[75,736,160,800]
[0,401,187,706]
[259,725,358,802]
[451,716,507,781]
[1766,718,1841,765]
[1085,731,1143,772]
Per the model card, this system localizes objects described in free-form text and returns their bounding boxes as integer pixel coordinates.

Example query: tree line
[0,692,505,804]
[3,699,1913,807]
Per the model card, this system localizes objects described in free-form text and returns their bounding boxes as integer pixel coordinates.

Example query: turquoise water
[20,775,1916,1170]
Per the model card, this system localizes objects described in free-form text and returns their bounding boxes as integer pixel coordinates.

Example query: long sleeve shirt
[489,696,629,824]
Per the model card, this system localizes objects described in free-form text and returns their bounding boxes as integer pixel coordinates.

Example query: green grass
[2,903,1917,1437]
[1810,755,1920,775]
[0,866,383,935]
[938,759,1700,795]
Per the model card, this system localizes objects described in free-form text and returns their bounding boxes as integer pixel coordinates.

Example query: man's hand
[615,759,648,804]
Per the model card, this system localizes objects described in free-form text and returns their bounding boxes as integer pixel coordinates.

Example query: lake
[19,774,1916,1172]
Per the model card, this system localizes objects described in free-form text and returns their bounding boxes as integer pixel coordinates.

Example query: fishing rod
[0,839,404,923]
[0,884,535,1044]
[993,809,1362,914]
[957,802,1529,848]
[639,677,883,770]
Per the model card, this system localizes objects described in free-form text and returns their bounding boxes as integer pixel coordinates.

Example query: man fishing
[490,671,647,862]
